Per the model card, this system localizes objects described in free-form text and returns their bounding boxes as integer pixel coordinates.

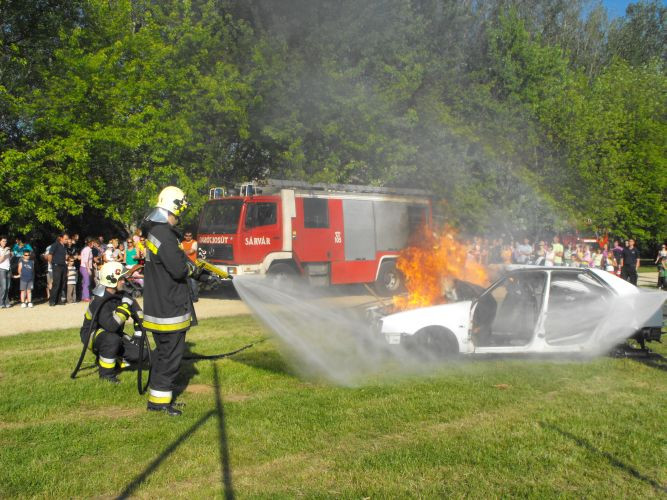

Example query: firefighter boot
[147,401,182,417]
[100,373,120,384]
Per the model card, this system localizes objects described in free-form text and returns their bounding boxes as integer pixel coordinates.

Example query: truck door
[238,200,282,264]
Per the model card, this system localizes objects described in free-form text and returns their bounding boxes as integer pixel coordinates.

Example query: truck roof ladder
[253,178,431,197]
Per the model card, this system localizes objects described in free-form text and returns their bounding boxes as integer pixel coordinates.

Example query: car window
[545,271,611,345]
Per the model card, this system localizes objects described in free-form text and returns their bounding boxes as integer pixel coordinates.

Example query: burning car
[377,267,664,356]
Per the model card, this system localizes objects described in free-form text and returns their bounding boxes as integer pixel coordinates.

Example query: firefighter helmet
[99,261,128,288]
[157,186,189,216]
[146,186,189,223]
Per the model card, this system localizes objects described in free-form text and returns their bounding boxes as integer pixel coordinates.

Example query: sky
[603,0,665,18]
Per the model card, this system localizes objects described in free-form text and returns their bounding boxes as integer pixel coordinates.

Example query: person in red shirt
[181,231,199,302]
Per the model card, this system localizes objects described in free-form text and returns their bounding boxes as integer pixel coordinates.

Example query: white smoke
[233,275,665,385]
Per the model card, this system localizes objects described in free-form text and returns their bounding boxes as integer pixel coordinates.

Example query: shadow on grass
[233,348,293,376]
[117,363,234,499]
[540,422,667,494]
[629,352,667,372]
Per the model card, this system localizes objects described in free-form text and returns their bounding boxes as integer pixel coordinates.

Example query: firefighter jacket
[142,222,192,333]
[80,288,143,344]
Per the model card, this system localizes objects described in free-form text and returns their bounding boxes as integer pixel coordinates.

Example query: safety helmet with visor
[99,261,129,288]
[146,186,189,224]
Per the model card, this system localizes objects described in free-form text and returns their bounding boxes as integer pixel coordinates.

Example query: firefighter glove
[187,260,204,280]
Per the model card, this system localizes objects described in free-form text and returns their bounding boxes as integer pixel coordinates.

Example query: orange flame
[394,226,488,311]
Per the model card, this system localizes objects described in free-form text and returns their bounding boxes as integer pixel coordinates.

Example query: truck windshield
[198,200,243,234]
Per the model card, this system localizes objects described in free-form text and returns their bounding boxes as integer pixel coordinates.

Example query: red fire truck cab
[196,179,432,295]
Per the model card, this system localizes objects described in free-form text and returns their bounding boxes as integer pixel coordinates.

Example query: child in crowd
[67,256,78,303]
[14,250,34,308]
[659,256,667,291]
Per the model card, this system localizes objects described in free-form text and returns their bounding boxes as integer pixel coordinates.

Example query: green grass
[1,316,666,498]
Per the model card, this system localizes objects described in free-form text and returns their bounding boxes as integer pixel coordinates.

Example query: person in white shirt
[0,236,12,308]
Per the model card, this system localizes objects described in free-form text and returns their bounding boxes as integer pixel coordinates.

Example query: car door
[543,270,613,347]
[471,271,547,353]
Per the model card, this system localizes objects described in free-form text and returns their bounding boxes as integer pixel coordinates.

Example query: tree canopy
[1,0,665,243]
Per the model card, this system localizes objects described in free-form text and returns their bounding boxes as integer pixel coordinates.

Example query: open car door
[470,271,548,353]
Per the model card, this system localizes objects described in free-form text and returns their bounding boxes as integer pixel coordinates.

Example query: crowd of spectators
[0,230,155,308]
[466,235,666,289]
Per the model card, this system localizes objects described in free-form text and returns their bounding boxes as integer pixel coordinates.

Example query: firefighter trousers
[147,330,186,405]
[93,332,147,377]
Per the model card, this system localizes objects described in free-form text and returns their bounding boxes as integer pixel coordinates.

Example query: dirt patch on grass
[224,393,253,402]
[185,384,214,395]
[184,384,252,403]
[0,406,143,430]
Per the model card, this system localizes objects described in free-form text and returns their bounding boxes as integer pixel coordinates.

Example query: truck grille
[198,243,233,261]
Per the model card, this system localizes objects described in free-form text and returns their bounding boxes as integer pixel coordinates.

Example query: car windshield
[198,200,243,234]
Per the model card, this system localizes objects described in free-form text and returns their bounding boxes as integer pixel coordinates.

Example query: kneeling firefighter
[142,186,218,416]
[79,261,147,384]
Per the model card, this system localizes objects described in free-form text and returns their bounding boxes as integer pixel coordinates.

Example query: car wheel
[412,327,459,358]
[374,261,404,297]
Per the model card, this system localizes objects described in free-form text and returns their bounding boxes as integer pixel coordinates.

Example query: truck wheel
[374,261,404,296]
[267,263,299,288]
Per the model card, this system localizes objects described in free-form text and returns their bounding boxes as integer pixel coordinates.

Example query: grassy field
[1,316,666,498]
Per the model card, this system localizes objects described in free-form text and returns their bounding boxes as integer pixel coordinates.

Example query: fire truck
[196,179,432,295]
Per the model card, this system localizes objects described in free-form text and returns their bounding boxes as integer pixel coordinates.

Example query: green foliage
[0,0,665,242]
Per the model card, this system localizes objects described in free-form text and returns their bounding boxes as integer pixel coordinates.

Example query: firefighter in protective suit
[80,261,146,384]
[142,186,214,416]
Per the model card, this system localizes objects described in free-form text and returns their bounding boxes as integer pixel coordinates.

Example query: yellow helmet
[99,262,128,288]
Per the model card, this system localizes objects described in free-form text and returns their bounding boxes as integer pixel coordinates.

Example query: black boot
[147,401,182,416]
[100,373,120,384]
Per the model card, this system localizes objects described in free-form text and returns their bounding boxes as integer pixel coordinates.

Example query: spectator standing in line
[98,236,107,254]
[563,243,573,267]
[66,256,78,303]
[12,237,33,260]
[516,238,532,264]
[592,247,603,269]
[501,243,513,265]
[182,231,199,302]
[14,250,34,307]
[655,244,667,289]
[620,238,640,285]
[43,244,53,301]
[658,256,667,291]
[79,238,94,302]
[534,241,547,265]
[117,242,126,263]
[552,236,564,266]
[612,240,624,276]
[0,236,11,308]
[544,244,555,267]
[125,240,139,267]
[48,232,69,306]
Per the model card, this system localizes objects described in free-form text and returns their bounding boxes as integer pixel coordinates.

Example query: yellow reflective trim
[145,239,158,255]
[143,318,191,332]
[85,311,92,320]
[148,394,172,404]
[99,358,116,369]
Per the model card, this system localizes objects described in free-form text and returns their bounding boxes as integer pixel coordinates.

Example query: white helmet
[99,261,128,288]
[146,186,189,223]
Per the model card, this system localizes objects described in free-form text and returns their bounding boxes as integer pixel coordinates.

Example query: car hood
[381,300,473,335]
